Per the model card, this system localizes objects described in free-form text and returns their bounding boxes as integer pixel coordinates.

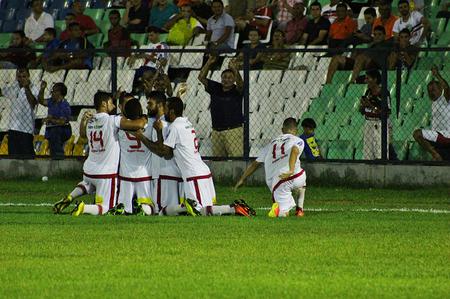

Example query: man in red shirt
[72,0,99,36]
[60,13,77,41]
[285,2,308,45]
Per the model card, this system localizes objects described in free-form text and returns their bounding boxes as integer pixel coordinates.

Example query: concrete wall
[0,159,449,187]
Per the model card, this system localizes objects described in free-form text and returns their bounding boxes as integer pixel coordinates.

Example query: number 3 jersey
[84,113,122,175]
[256,134,305,188]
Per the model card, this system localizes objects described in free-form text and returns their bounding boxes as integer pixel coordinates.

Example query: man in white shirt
[53,91,147,215]
[1,68,39,159]
[234,117,307,217]
[392,0,429,46]
[413,67,450,161]
[24,0,55,43]
[206,0,235,50]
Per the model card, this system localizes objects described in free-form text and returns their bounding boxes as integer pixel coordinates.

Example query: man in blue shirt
[299,118,322,160]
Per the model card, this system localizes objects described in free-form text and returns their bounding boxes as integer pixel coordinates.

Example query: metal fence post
[111,51,118,106]
[381,48,389,160]
[243,47,250,160]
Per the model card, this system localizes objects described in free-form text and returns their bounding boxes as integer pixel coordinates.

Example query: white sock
[141,204,153,216]
[70,186,85,199]
[159,204,186,216]
[297,188,306,209]
[201,205,234,216]
[84,204,101,215]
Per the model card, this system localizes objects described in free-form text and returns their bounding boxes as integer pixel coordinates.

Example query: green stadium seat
[349,113,365,127]
[339,125,363,143]
[97,19,111,36]
[131,33,147,47]
[413,99,432,114]
[316,140,328,158]
[87,33,104,48]
[325,110,351,127]
[300,111,326,126]
[0,33,12,48]
[84,8,105,21]
[308,97,335,114]
[160,33,168,43]
[408,142,433,160]
[331,71,351,84]
[327,140,354,159]
[415,56,443,70]
[54,20,65,36]
[399,97,414,114]
[315,123,340,141]
[354,143,363,160]
[402,83,423,99]
[391,140,408,160]
[345,84,366,98]
[320,84,346,98]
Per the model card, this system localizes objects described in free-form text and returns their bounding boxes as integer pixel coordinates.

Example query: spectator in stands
[24,0,54,43]
[191,0,214,27]
[359,69,391,160]
[326,26,391,84]
[71,0,100,36]
[393,0,429,46]
[45,23,94,72]
[149,0,179,30]
[123,0,150,33]
[128,27,169,93]
[164,4,204,46]
[198,55,244,157]
[37,81,72,160]
[206,0,235,50]
[388,28,418,69]
[230,27,265,70]
[352,7,376,44]
[285,2,308,45]
[413,67,450,161]
[373,1,397,40]
[104,9,132,56]
[321,0,350,24]
[142,68,173,97]
[300,1,331,46]
[299,118,322,160]
[328,3,357,50]
[0,69,39,159]
[256,29,291,70]
[60,13,77,41]
[32,28,61,68]
[0,31,36,69]
[235,0,273,41]
[273,0,304,31]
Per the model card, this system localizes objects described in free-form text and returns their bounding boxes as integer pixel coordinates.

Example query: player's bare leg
[295,187,306,217]
[53,186,85,214]
[159,204,187,216]
[72,202,105,216]
[200,200,255,217]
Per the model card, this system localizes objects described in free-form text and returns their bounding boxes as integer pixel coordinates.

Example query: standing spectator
[164,4,204,46]
[328,3,357,49]
[149,0,179,30]
[413,67,450,161]
[60,13,77,41]
[285,2,308,45]
[0,31,36,69]
[38,81,72,160]
[235,0,273,41]
[71,0,100,36]
[32,27,61,68]
[105,9,132,56]
[123,0,150,33]
[300,1,330,46]
[191,0,213,27]
[388,28,418,70]
[198,56,244,157]
[372,1,398,40]
[0,69,39,159]
[230,27,265,70]
[299,118,322,160]
[257,29,291,70]
[24,0,54,43]
[393,0,429,46]
[206,0,235,50]
[359,69,391,160]
[142,69,173,97]
[274,0,304,31]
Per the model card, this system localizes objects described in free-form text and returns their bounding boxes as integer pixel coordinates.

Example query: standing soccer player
[234,118,307,217]
[53,91,147,215]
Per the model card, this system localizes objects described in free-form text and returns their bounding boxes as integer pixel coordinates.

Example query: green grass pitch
[0,178,449,298]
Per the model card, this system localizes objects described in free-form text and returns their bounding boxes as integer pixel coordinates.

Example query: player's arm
[233,160,262,191]
[119,116,147,131]
[431,65,450,102]
[79,111,94,138]
[279,146,300,179]
[132,121,174,158]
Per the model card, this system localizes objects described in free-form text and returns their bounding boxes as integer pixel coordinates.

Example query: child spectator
[353,7,377,44]
[105,9,132,56]
[230,27,265,70]
[388,28,418,70]
[299,118,322,160]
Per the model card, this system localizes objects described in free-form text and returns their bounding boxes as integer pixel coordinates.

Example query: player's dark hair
[366,69,382,84]
[94,91,112,110]
[147,26,161,34]
[301,118,317,129]
[16,68,30,75]
[124,98,143,120]
[373,25,386,35]
[167,97,184,117]
[399,28,411,35]
[398,0,409,7]
[336,3,347,10]
[44,27,57,38]
[53,82,68,97]
[68,22,81,30]
[146,90,167,104]
[310,1,322,10]
[109,9,120,17]
[119,92,133,107]
[364,7,377,17]
[283,117,298,130]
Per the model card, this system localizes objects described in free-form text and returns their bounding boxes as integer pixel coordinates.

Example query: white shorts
[152,175,184,212]
[184,174,216,209]
[271,170,306,215]
[422,129,450,143]
[118,176,153,213]
[78,173,118,215]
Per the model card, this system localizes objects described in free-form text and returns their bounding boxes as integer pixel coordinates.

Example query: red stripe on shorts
[83,172,118,179]
[118,176,152,182]
[186,173,212,181]
[159,175,183,182]
[271,170,305,202]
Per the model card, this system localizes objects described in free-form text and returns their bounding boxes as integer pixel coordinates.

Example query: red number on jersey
[125,132,142,149]
[272,142,286,159]
[191,130,199,153]
[89,130,104,148]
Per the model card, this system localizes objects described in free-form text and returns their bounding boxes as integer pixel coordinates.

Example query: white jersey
[118,125,152,179]
[83,112,122,175]
[431,94,450,133]
[140,42,170,68]
[163,117,210,180]
[256,133,305,188]
[392,11,424,45]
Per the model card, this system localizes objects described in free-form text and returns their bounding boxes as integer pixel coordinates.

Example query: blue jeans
[46,126,71,159]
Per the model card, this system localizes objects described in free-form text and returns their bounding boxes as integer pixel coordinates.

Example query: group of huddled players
[53,91,307,218]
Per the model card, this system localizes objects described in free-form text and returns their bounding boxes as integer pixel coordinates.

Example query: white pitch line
[1,203,449,214]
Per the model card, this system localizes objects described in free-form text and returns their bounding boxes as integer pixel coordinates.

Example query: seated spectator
[206,0,235,50]
[256,29,291,70]
[393,0,429,46]
[60,13,78,41]
[388,28,418,69]
[352,7,376,45]
[191,0,214,27]
[299,118,322,160]
[413,67,450,161]
[128,27,169,93]
[31,28,61,68]
[326,26,392,84]
[149,0,179,30]
[235,0,273,41]
[71,0,100,36]
[104,9,132,56]
[123,0,150,33]
[300,1,331,46]
[45,23,94,72]
[273,0,303,31]
[285,2,308,45]
[0,31,36,69]
[37,81,72,160]
[24,0,54,43]
[142,68,173,97]
[372,1,397,40]
[230,27,265,70]
[436,2,450,18]
[164,4,204,46]
[328,3,357,50]
[321,0,340,24]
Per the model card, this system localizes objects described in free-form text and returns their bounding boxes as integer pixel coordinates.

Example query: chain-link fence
[0,45,449,162]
